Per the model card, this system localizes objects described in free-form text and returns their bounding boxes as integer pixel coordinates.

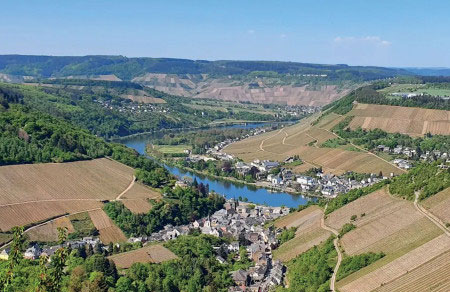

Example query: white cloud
[247,29,255,34]
[334,36,391,47]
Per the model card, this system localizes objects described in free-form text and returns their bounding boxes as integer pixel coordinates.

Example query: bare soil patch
[27,217,75,242]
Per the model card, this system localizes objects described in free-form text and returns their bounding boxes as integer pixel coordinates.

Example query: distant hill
[0,55,410,80]
[0,55,413,106]
[403,67,450,76]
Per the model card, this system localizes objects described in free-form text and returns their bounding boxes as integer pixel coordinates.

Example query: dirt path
[415,192,450,236]
[321,206,342,292]
[115,175,136,201]
[259,129,284,151]
[318,127,406,173]
[282,131,289,145]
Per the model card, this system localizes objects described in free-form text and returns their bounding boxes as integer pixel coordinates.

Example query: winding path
[320,206,342,292]
[115,175,136,201]
[414,192,450,237]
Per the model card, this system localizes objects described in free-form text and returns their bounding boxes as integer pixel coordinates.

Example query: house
[271,174,282,185]
[228,241,240,252]
[296,175,314,186]
[0,248,10,261]
[232,270,249,287]
[216,256,226,264]
[24,245,42,260]
[281,169,293,180]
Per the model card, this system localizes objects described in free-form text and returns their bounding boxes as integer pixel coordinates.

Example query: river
[120,123,312,208]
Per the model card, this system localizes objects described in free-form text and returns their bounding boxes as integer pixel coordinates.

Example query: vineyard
[273,206,331,261]
[348,103,450,136]
[109,244,178,269]
[224,115,402,175]
[88,209,127,243]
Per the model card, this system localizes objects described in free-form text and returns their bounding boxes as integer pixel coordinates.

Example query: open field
[378,83,450,97]
[338,234,450,292]
[224,114,402,175]
[273,206,332,261]
[0,158,145,231]
[88,209,127,243]
[348,103,450,136]
[422,187,450,225]
[27,217,75,242]
[109,244,178,269]
[154,144,192,154]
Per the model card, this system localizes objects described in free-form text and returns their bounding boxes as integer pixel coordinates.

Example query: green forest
[104,185,225,236]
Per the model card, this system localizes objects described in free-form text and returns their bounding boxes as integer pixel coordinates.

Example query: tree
[115,277,136,292]
[0,226,25,292]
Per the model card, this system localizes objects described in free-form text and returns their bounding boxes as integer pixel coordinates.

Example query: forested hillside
[0,55,410,81]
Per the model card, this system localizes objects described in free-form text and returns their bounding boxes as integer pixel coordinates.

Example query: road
[320,206,342,292]
[414,192,450,237]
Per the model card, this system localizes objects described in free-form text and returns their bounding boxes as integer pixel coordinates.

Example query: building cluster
[0,237,100,261]
[377,144,449,169]
[128,199,290,291]
[94,99,167,114]
[282,105,321,117]
[391,92,424,98]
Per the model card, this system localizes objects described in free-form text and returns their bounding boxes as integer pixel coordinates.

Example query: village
[133,199,290,292]
[1,199,291,292]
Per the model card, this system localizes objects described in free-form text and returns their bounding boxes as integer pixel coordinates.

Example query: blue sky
[1,0,449,67]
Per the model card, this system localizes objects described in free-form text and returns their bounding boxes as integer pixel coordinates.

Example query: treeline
[0,54,409,81]
[280,236,337,292]
[337,252,385,281]
[389,162,450,200]
[104,186,225,236]
[38,78,143,89]
[357,92,450,111]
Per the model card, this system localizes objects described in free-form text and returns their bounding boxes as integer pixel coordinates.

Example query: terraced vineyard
[225,114,402,175]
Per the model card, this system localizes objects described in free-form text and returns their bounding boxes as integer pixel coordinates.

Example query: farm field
[120,182,161,213]
[373,250,450,292]
[422,187,450,225]
[273,206,331,261]
[348,103,450,136]
[27,217,75,242]
[154,144,192,154]
[88,209,127,243]
[0,158,146,233]
[109,244,178,269]
[338,234,450,292]
[225,115,402,175]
